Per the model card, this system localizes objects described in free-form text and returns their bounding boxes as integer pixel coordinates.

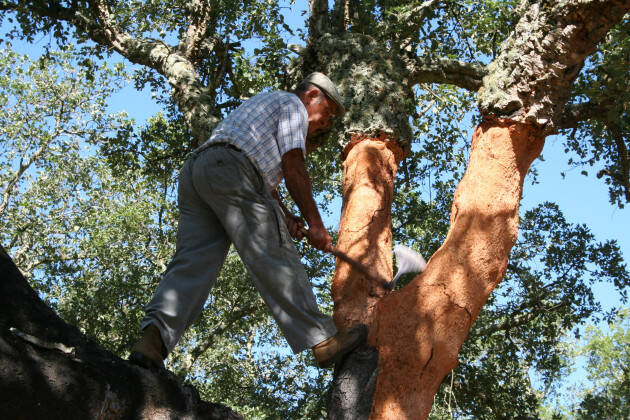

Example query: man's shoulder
[250,90,300,106]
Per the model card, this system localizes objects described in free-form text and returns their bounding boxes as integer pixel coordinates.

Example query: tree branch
[477,0,630,132]
[475,301,572,337]
[555,101,610,129]
[556,101,630,204]
[3,1,219,143]
[308,0,330,42]
[606,126,630,203]
[407,56,487,91]
[331,0,348,32]
[177,0,217,62]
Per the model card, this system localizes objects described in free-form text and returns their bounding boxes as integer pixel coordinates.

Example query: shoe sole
[129,351,165,370]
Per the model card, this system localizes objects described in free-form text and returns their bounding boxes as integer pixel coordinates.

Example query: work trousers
[140,145,337,354]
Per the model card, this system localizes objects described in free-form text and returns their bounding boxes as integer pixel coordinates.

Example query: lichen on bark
[478,0,630,133]
[292,33,413,152]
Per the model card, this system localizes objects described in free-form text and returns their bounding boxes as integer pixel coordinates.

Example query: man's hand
[285,213,306,240]
[306,221,332,252]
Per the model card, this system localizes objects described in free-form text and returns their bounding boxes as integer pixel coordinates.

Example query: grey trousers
[140,145,337,354]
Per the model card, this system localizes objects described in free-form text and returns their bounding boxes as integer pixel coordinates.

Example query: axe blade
[389,245,426,289]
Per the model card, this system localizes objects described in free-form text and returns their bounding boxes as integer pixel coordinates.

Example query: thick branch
[177,0,217,62]
[331,0,348,32]
[4,1,219,143]
[372,120,546,419]
[308,0,330,42]
[0,247,243,419]
[555,101,610,129]
[407,56,487,92]
[88,0,219,142]
[608,126,630,203]
[477,0,630,133]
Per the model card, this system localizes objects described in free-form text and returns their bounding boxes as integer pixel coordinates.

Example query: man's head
[294,73,345,152]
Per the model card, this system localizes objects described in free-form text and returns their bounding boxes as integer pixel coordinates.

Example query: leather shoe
[129,324,166,370]
[312,324,367,368]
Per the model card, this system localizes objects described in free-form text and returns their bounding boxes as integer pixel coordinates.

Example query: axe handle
[299,228,389,288]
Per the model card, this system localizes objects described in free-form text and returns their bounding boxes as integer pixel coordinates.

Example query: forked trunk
[329,121,544,419]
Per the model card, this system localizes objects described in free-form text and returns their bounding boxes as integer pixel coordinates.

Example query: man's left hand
[285,213,306,240]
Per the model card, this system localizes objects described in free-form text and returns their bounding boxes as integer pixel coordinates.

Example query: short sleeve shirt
[203,91,308,190]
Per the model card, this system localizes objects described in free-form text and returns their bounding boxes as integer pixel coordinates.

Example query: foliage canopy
[0,0,629,417]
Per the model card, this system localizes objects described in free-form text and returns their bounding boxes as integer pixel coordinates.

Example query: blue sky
[523,135,628,313]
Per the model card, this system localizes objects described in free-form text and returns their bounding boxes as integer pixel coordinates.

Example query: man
[130,72,366,370]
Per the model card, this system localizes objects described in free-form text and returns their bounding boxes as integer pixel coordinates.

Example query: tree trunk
[371,120,544,419]
[327,122,543,419]
[326,1,630,417]
[331,136,403,331]
[0,246,243,420]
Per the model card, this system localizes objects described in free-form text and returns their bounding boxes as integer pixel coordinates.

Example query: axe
[300,228,426,290]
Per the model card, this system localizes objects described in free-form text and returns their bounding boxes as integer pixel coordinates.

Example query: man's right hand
[307,222,332,252]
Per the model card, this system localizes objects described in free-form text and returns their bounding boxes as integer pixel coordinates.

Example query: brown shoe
[129,324,166,370]
[312,324,367,368]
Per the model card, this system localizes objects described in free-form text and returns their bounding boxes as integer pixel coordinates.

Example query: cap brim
[321,92,345,116]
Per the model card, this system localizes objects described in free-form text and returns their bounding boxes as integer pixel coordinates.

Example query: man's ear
[306,87,320,102]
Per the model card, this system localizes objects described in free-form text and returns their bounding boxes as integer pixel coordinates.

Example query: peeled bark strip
[331,138,402,331]
[370,120,545,419]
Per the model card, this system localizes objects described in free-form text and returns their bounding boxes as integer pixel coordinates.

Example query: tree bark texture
[477,0,630,132]
[331,137,403,331]
[327,122,543,419]
[0,246,243,420]
[326,2,630,418]
[371,120,544,419]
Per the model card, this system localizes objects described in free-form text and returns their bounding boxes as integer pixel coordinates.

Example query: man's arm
[270,189,305,240]
[281,149,332,251]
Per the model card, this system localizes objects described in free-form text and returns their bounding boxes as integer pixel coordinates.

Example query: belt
[191,142,243,158]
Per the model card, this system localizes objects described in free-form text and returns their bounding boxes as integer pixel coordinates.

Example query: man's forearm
[281,150,324,228]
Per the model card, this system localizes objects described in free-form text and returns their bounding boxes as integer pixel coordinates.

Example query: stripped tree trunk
[370,121,544,418]
[322,1,630,418]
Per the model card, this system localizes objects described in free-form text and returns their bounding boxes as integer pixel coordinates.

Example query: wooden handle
[299,227,389,287]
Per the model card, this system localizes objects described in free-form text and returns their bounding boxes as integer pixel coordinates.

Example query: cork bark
[327,121,543,419]
[325,2,630,418]
[331,137,403,332]
[370,120,544,418]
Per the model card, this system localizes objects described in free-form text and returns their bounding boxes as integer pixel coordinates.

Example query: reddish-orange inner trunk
[331,137,402,333]
[331,122,544,419]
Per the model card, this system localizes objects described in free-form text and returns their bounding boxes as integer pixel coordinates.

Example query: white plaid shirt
[203,91,308,190]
